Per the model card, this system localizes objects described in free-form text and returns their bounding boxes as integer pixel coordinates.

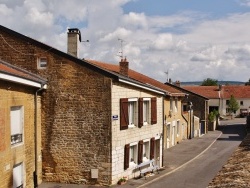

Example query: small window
[174,99,178,112]
[37,57,47,69]
[128,98,137,127]
[170,98,173,111]
[143,99,150,125]
[177,121,180,136]
[10,106,23,146]
[143,141,150,161]
[240,101,243,106]
[226,100,229,105]
[13,162,23,188]
[129,144,137,167]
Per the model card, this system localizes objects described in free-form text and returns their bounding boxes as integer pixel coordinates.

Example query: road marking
[137,131,223,188]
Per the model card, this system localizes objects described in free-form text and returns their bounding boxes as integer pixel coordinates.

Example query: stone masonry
[0,27,112,185]
[0,80,43,188]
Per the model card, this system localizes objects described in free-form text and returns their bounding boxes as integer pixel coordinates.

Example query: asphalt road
[143,120,246,188]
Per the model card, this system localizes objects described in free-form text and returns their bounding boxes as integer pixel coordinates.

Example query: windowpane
[10,106,23,145]
[38,57,47,69]
[128,101,136,125]
[129,145,137,163]
[143,101,149,123]
[143,142,149,160]
[13,163,23,188]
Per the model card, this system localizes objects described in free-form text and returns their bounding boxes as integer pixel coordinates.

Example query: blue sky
[123,0,248,17]
[0,0,250,82]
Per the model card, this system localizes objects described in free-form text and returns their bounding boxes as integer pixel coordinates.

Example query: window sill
[128,124,136,128]
[143,157,149,162]
[129,162,137,168]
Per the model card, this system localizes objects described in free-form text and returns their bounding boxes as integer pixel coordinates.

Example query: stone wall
[0,30,112,185]
[0,80,42,188]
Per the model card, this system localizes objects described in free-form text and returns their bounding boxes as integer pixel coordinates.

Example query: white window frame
[129,142,138,167]
[10,106,24,146]
[13,162,23,188]
[143,98,150,125]
[128,98,137,128]
[143,139,150,162]
[37,57,47,69]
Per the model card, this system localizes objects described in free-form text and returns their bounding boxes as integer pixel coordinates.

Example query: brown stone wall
[187,94,208,133]
[0,29,112,185]
[0,80,42,188]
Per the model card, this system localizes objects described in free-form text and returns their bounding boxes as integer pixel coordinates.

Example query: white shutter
[13,163,23,188]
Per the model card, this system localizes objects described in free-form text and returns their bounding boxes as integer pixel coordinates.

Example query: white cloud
[0,0,250,83]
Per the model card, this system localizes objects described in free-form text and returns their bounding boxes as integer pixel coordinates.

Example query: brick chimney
[175,80,181,87]
[67,28,81,57]
[119,58,129,77]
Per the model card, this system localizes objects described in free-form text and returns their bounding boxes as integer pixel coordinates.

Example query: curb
[137,131,222,188]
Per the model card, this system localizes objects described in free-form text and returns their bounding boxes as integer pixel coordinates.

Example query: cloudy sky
[1,0,250,83]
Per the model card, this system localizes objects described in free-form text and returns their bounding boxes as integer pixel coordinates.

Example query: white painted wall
[111,82,163,185]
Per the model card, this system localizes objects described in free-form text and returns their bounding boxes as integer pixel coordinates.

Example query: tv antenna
[118,38,124,59]
[165,70,169,82]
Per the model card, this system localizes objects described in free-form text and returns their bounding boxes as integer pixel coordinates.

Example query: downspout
[34,84,45,188]
[162,96,165,167]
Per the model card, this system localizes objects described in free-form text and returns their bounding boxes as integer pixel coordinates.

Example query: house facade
[0,25,166,186]
[88,60,187,150]
[0,59,46,188]
[183,85,250,117]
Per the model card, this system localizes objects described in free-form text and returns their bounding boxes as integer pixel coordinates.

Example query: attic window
[37,57,47,69]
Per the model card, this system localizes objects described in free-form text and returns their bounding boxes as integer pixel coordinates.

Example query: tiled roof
[87,59,186,97]
[183,86,220,99]
[183,85,250,99]
[0,59,47,85]
[221,85,250,99]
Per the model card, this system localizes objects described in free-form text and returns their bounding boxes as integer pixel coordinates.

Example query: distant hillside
[180,81,245,86]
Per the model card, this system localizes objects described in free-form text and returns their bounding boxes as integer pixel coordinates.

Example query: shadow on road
[216,123,246,141]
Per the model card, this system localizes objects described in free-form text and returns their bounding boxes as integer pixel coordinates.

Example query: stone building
[0,25,171,185]
[166,81,209,136]
[0,59,46,188]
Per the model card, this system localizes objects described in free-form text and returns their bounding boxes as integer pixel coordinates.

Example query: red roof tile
[87,59,185,96]
[183,85,250,99]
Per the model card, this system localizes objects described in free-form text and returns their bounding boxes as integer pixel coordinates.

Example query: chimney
[119,58,129,77]
[175,80,181,87]
[67,28,82,57]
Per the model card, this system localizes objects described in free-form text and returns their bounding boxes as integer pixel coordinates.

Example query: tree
[228,95,239,114]
[201,78,218,86]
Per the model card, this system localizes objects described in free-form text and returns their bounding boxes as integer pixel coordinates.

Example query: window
[177,121,180,136]
[37,57,47,69]
[128,100,137,127]
[174,98,178,112]
[10,106,23,146]
[143,141,150,161]
[13,163,23,188]
[120,97,157,130]
[170,98,173,111]
[240,101,243,106]
[124,143,138,169]
[143,99,150,125]
[226,100,229,105]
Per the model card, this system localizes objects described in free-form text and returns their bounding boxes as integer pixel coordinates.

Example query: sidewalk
[39,130,222,188]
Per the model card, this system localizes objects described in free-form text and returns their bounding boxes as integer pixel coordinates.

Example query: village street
[40,118,247,188]
[138,118,246,188]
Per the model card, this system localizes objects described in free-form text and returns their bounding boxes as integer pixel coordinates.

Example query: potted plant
[117,176,127,185]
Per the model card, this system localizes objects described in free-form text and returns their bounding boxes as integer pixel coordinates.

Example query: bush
[208,110,219,122]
